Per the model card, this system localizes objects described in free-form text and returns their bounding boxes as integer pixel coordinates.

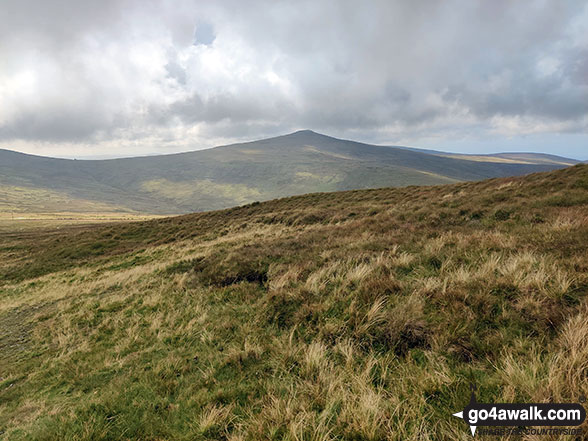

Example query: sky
[0,0,587,160]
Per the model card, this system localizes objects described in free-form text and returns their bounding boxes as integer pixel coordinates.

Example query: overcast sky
[1,0,587,159]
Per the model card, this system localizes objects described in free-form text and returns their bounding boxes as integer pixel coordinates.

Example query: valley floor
[0,212,164,234]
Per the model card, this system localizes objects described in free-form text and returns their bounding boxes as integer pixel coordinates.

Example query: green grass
[0,165,587,440]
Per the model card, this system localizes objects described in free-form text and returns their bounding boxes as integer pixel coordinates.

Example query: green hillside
[0,131,577,214]
[1,165,587,439]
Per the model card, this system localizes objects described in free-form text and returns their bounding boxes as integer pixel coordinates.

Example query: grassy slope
[0,185,131,215]
[1,165,588,440]
[0,131,576,214]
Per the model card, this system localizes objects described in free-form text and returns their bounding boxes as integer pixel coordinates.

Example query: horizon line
[0,129,585,162]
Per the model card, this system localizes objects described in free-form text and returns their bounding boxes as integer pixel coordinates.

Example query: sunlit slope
[0,131,576,214]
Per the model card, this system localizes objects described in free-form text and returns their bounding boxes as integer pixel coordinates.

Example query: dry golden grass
[1,165,587,440]
[0,211,164,233]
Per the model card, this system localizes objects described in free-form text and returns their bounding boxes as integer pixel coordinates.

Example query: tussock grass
[1,165,587,440]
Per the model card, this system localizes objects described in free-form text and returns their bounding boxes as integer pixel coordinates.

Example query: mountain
[1,165,587,439]
[0,130,578,214]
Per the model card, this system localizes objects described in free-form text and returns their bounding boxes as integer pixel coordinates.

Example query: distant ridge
[0,130,578,214]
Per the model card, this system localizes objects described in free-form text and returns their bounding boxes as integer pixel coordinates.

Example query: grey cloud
[165,60,187,85]
[0,106,130,142]
[0,0,587,152]
[166,90,296,126]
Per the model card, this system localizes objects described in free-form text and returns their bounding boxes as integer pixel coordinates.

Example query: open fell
[0,130,577,215]
[1,165,588,440]
[0,213,164,234]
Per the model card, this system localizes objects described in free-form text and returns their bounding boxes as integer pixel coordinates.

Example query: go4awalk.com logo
[452,385,586,436]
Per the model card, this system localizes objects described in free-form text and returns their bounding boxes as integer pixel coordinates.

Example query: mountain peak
[282,129,342,141]
[288,129,321,136]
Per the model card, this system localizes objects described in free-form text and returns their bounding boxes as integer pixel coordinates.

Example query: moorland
[1,164,587,440]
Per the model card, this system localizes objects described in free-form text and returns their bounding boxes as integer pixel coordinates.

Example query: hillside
[1,165,587,439]
[0,131,577,215]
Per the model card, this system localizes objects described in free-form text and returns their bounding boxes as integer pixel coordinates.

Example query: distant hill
[0,130,578,214]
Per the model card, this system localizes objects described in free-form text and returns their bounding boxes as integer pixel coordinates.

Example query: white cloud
[0,0,587,158]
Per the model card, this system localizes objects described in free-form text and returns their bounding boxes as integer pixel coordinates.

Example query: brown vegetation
[1,165,587,440]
